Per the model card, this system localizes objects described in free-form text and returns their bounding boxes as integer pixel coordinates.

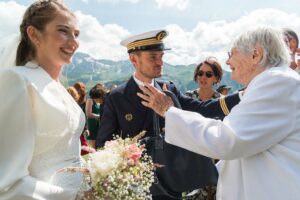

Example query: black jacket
[96,77,240,147]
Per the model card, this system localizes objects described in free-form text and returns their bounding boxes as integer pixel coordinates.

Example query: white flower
[87,150,121,180]
[63,132,154,199]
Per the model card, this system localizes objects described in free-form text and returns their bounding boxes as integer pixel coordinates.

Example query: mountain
[61,52,242,93]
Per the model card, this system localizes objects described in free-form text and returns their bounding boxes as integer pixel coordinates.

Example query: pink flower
[131,152,142,161]
[127,143,143,163]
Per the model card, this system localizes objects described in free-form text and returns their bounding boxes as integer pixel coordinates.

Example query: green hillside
[61,52,242,93]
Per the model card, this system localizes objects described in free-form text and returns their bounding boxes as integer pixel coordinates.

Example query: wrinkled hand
[137,83,174,117]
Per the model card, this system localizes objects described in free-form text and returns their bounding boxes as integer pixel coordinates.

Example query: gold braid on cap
[127,31,167,51]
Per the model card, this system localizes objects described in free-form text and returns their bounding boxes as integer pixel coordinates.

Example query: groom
[96,29,240,199]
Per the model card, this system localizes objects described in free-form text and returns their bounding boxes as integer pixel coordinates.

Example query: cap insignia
[156,31,167,40]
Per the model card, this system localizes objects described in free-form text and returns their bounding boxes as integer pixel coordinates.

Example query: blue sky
[1,0,300,69]
[70,0,300,33]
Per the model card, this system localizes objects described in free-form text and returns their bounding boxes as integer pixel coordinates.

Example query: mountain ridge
[62,52,242,93]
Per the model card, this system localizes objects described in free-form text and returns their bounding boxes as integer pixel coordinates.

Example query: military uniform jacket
[96,76,240,147]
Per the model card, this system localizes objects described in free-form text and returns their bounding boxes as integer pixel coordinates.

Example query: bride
[0,1,85,199]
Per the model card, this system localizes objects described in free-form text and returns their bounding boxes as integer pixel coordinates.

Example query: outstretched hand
[137,83,174,117]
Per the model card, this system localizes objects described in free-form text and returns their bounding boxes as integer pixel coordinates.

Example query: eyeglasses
[227,52,233,59]
[197,70,214,78]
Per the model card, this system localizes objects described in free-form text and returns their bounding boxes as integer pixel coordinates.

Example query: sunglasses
[197,70,214,78]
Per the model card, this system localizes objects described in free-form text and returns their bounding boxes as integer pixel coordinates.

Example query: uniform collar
[133,72,154,87]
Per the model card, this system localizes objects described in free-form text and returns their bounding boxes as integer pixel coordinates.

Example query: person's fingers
[138,85,152,96]
[137,92,150,101]
[144,82,159,94]
[162,83,168,91]
[141,101,150,108]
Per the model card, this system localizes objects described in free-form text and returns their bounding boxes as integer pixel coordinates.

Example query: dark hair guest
[186,57,223,101]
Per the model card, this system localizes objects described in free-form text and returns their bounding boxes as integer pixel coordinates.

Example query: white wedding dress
[0,61,85,200]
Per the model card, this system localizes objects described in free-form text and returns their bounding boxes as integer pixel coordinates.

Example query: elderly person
[138,26,300,200]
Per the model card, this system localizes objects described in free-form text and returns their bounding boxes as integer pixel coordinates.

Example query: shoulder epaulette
[219,96,230,116]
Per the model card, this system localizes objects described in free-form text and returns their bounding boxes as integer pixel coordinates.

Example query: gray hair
[232,26,291,68]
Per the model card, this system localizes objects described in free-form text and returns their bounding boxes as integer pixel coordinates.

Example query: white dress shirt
[165,66,300,200]
[133,72,154,86]
[0,62,85,200]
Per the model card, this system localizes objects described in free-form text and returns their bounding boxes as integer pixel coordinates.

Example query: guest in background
[86,83,106,148]
[216,84,231,95]
[73,81,87,112]
[66,86,80,102]
[186,57,223,101]
[283,28,299,70]
[185,57,225,199]
[73,81,90,144]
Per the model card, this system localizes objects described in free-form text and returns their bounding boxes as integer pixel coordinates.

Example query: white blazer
[165,66,300,200]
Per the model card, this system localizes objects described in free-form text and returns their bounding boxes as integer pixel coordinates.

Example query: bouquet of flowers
[63,131,154,200]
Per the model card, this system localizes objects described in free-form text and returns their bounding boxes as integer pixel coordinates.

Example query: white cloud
[164,9,300,69]
[2,2,300,70]
[155,0,190,10]
[75,11,130,61]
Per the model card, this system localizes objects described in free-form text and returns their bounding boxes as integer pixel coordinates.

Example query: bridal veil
[0,34,20,68]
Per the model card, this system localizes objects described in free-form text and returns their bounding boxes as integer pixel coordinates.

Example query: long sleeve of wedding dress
[0,63,85,200]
